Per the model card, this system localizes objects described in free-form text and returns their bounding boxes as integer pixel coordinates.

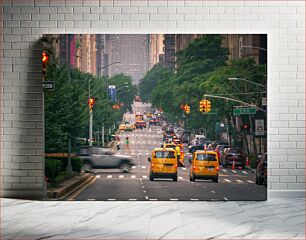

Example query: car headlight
[188,146,192,148]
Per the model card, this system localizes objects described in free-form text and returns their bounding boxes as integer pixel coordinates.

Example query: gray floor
[1,197,305,239]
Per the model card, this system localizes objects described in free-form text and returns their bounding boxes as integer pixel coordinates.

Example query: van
[189,150,219,182]
[148,148,178,181]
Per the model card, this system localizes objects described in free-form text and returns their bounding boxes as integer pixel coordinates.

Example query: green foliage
[45,159,63,182]
[46,156,83,173]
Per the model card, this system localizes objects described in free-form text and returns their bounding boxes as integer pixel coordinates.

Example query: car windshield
[165,145,176,149]
[155,151,175,158]
[196,153,217,161]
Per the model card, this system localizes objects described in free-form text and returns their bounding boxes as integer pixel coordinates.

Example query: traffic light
[206,100,211,112]
[199,100,206,112]
[42,51,49,81]
[241,123,250,131]
[88,97,95,112]
[184,104,190,114]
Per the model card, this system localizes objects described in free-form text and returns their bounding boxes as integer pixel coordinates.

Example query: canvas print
[42,34,267,201]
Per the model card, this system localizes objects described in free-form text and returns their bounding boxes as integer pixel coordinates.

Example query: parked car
[256,153,267,186]
[188,139,212,153]
[222,148,246,168]
[78,146,135,173]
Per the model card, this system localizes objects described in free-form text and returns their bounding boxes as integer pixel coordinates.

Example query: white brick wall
[0,0,305,198]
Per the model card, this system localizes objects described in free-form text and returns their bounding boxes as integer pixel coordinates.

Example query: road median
[47,173,93,199]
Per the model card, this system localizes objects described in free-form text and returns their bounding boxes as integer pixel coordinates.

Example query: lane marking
[141,166,146,168]
[178,177,183,180]
[224,197,229,200]
[143,190,146,193]
[224,179,231,182]
[142,176,147,179]
[132,166,136,168]
[145,196,149,200]
[107,175,112,178]
[149,199,157,201]
[107,199,116,201]
[96,175,101,179]
[211,190,216,193]
[242,171,247,174]
[182,167,186,170]
[129,199,137,201]
[247,180,254,183]
[170,198,178,201]
[231,170,237,173]
[68,176,96,200]
[236,179,243,183]
[119,175,124,178]
[131,175,136,178]
[190,198,199,201]
[222,169,227,172]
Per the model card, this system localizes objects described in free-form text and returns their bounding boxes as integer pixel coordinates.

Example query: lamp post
[97,61,121,96]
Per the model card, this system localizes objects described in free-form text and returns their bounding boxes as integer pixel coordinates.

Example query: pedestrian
[125,137,130,151]
[175,145,182,167]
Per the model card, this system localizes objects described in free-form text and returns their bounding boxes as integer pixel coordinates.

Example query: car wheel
[173,174,178,182]
[213,177,218,183]
[120,163,130,173]
[149,173,154,181]
[190,174,195,182]
[81,163,92,173]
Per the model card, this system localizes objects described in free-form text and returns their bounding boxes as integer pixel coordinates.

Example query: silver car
[78,146,135,173]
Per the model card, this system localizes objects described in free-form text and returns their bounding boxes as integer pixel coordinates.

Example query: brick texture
[0,0,305,198]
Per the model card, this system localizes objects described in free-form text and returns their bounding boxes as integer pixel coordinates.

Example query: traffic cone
[231,160,236,170]
[246,157,250,166]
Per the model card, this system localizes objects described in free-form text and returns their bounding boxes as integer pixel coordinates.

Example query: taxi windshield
[196,153,217,161]
[155,151,175,158]
[165,145,176,149]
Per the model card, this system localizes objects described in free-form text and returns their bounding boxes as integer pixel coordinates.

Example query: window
[196,154,217,161]
[155,151,175,158]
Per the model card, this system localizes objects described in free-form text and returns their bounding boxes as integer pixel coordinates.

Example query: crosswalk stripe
[224,179,231,182]
[149,199,157,201]
[190,198,199,201]
[247,180,254,183]
[222,169,227,172]
[142,176,147,179]
[178,177,183,180]
[182,167,186,170]
[170,198,178,201]
[132,166,136,168]
[145,196,149,200]
[107,175,112,178]
[141,166,146,168]
[96,175,100,178]
[242,171,247,174]
[236,179,243,183]
[232,170,237,173]
[129,199,137,201]
[131,175,136,178]
[119,175,124,178]
[107,199,116,201]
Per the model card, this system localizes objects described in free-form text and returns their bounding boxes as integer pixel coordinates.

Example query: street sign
[255,119,265,137]
[42,81,54,90]
[108,85,116,102]
[233,108,256,115]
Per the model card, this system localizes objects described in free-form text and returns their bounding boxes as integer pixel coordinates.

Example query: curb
[47,173,92,199]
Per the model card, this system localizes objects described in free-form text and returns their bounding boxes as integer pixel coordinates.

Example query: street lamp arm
[228,77,265,88]
[240,45,267,52]
[203,94,266,112]
[98,61,121,70]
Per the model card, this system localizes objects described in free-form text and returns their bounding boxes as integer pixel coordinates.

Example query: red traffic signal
[42,52,49,63]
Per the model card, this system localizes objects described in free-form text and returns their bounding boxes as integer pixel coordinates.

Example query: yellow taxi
[119,123,126,131]
[148,148,177,181]
[189,150,219,182]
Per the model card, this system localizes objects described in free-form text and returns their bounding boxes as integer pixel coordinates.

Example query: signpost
[255,119,265,137]
[42,81,54,90]
[108,85,116,102]
[233,107,256,115]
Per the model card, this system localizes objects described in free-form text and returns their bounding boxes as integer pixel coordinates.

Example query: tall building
[58,34,77,67]
[149,34,165,69]
[75,34,96,74]
[163,34,176,68]
[222,34,267,65]
[175,34,203,52]
[101,34,149,85]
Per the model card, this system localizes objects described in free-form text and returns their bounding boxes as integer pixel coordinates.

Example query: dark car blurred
[149,118,157,126]
[78,146,135,173]
[222,148,246,168]
[135,120,146,129]
[188,139,212,153]
[256,153,267,186]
